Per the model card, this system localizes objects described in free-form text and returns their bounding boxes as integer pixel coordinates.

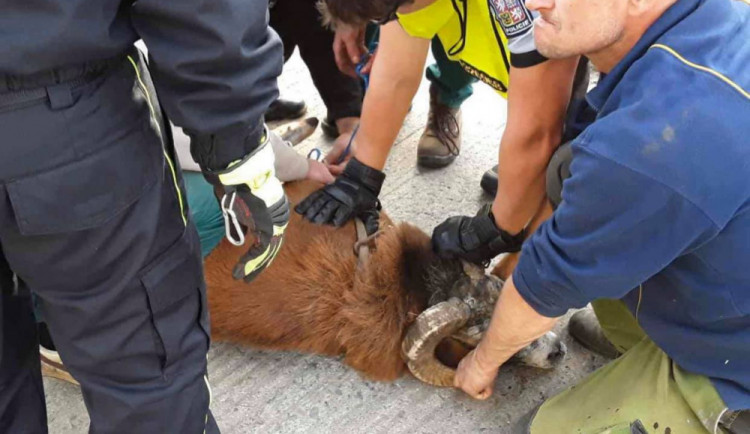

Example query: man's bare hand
[454,348,499,400]
[306,159,335,184]
[333,22,368,76]
[325,131,354,175]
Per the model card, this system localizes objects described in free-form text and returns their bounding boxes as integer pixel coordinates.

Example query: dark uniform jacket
[0,0,283,170]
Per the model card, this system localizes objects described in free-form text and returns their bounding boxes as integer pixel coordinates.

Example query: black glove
[431,204,526,266]
[204,129,290,282]
[295,157,384,235]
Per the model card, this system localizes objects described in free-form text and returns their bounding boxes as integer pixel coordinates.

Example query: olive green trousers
[530,299,729,434]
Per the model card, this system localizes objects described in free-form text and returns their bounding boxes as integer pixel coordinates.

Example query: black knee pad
[546,141,573,210]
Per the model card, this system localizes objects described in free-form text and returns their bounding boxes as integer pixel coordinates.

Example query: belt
[0,50,130,109]
[0,53,126,93]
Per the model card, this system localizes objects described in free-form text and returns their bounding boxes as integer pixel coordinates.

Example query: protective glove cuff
[476,204,526,254]
[342,157,386,196]
[204,128,286,207]
[188,118,266,172]
[202,126,272,185]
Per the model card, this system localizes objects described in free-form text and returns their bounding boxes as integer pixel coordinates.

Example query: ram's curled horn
[401,298,472,387]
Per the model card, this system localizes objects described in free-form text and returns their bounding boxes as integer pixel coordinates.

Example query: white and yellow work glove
[210,129,290,282]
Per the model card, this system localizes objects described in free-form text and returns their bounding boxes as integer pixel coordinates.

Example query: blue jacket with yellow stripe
[513,0,750,410]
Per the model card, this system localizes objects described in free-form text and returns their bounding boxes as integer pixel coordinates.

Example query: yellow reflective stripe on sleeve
[127,55,188,227]
[649,44,749,100]
[274,223,288,236]
[242,227,286,276]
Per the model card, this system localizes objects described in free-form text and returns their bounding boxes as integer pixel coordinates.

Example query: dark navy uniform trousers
[0,49,219,433]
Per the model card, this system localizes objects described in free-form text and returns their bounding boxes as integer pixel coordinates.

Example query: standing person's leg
[0,246,47,434]
[418,37,477,168]
[269,1,297,64]
[0,50,217,433]
[426,37,476,109]
[290,0,362,139]
[266,0,307,122]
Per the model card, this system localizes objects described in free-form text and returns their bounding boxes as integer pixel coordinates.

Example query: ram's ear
[461,260,486,283]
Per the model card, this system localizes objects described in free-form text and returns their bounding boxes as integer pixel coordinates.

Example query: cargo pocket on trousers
[6,118,161,235]
[140,231,210,374]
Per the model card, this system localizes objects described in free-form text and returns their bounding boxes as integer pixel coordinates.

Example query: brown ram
[205,181,566,386]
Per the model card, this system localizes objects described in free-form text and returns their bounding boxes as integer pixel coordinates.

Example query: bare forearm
[492,129,559,233]
[474,276,559,370]
[355,22,429,170]
[356,79,421,170]
[491,57,579,234]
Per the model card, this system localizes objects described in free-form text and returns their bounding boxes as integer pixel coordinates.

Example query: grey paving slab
[44,50,605,434]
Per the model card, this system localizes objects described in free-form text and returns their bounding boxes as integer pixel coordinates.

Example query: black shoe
[568,309,620,359]
[480,164,498,196]
[265,98,307,122]
[321,117,339,139]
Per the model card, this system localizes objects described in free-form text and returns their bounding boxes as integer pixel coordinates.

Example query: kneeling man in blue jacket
[441,0,750,431]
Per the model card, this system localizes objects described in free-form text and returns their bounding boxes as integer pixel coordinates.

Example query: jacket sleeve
[512,141,719,318]
[131,0,283,171]
[488,0,547,68]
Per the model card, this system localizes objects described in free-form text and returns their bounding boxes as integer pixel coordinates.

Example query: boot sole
[417,154,457,168]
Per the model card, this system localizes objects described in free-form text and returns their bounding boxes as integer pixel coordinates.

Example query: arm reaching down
[296,20,431,233]
[131,0,288,282]
[491,57,579,234]
[454,276,559,399]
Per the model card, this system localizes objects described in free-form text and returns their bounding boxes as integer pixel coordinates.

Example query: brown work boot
[568,308,620,359]
[417,85,461,168]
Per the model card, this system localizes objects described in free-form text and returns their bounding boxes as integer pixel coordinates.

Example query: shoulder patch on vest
[488,0,533,37]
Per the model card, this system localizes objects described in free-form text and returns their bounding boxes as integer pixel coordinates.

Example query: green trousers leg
[425,37,476,108]
[530,300,728,434]
[592,298,647,353]
[184,172,224,258]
